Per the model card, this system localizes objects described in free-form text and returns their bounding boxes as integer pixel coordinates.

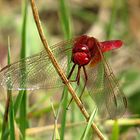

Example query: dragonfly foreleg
[67,64,82,85]
[76,66,81,85]
[67,64,76,80]
[66,65,82,109]
[79,66,88,99]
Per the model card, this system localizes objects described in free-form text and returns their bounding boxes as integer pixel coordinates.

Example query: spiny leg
[76,66,81,85]
[67,66,87,109]
[67,63,76,80]
[67,66,81,109]
[79,66,88,99]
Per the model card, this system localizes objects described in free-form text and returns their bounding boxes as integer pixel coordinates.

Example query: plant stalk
[30,0,105,139]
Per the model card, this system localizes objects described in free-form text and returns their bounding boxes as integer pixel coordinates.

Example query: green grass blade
[9,92,15,140]
[72,9,97,24]
[8,40,15,140]
[51,100,60,140]
[59,0,72,39]
[106,0,118,39]
[14,91,24,115]
[59,0,72,139]
[19,93,27,139]
[19,0,28,139]
[110,120,119,140]
[13,0,28,139]
[20,0,28,59]
[7,41,11,65]
[80,108,97,140]
[14,0,28,114]
[59,88,68,140]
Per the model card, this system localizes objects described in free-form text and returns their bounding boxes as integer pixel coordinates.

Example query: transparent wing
[86,61,108,117]
[0,40,73,90]
[103,62,127,118]
[86,48,127,119]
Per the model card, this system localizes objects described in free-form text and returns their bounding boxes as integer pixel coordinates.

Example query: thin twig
[26,118,140,136]
[30,0,105,139]
[26,121,86,135]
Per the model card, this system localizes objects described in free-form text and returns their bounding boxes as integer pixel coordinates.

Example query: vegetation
[0,0,140,139]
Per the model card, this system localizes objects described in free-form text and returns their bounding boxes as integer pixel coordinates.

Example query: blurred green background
[0,0,140,140]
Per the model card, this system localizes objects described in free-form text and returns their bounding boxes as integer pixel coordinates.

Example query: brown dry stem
[30,0,105,139]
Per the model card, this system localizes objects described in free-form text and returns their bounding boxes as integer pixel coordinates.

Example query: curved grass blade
[51,99,60,140]
[80,107,97,140]
[1,38,15,140]
[8,40,15,140]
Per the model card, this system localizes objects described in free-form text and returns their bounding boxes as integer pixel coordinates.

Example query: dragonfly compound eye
[72,44,90,54]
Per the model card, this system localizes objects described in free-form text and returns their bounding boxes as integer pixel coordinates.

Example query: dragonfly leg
[76,66,81,85]
[67,64,76,80]
[66,65,82,109]
[79,66,88,99]
[67,66,87,109]
[67,64,81,84]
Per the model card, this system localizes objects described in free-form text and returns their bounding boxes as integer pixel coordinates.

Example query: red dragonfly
[0,35,127,119]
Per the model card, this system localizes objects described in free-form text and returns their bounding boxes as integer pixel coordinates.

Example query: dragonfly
[0,35,127,119]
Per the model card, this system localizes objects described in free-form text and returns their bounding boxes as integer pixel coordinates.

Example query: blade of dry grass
[30,0,105,139]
